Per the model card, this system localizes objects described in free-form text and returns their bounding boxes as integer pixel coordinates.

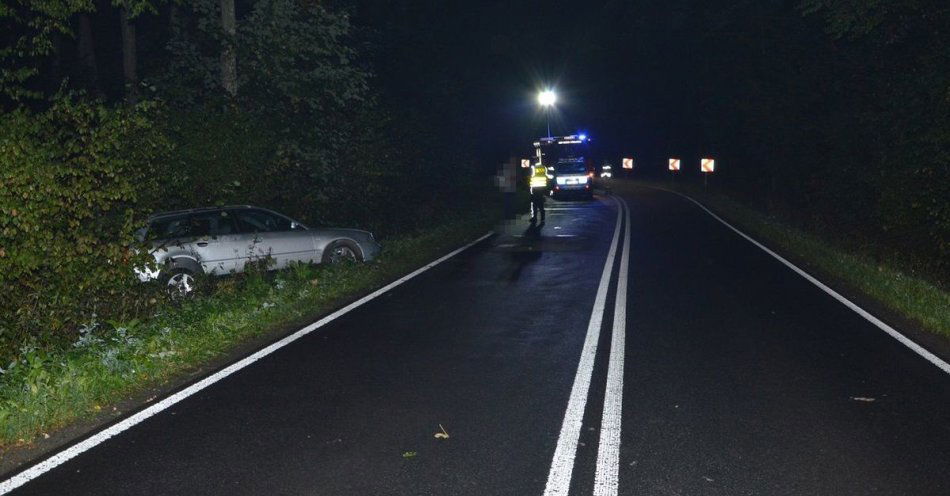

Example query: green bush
[0,0,488,364]
[157,105,276,209]
[0,94,170,354]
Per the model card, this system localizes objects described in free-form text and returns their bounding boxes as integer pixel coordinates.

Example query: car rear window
[556,160,588,174]
[148,215,190,240]
[148,211,236,239]
[191,211,236,236]
[232,209,291,233]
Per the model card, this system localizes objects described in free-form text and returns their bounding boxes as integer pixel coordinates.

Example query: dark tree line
[688,0,949,280]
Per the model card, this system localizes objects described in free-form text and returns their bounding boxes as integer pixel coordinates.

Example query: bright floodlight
[538,90,556,106]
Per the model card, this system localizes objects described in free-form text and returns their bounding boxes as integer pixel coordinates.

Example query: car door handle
[196,242,209,247]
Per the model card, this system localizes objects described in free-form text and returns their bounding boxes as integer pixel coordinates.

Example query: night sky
[353,0,735,171]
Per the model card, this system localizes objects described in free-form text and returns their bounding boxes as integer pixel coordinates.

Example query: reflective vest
[529,166,548,188]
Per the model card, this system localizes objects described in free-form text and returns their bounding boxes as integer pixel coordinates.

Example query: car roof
[148,205,259,221]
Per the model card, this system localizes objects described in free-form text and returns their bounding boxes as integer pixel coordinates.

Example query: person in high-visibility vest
[528,164,547,223]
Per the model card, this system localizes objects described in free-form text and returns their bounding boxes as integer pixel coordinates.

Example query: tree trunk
[169,2,180,33]
[77,13,101,96]
[119,6,138,103]
[220,0,237,96]
[50,32,62,85]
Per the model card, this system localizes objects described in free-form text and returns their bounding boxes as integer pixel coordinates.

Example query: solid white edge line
[543,195,624,496]
[0,231,496,495]
[652,186,950,376]
[593,197,631,496]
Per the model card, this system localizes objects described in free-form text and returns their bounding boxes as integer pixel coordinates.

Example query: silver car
[135,205,381,294]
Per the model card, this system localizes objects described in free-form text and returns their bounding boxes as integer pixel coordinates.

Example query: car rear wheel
[324,240,362,264]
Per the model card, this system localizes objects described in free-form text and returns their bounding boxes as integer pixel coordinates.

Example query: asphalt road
[4,183,949,495]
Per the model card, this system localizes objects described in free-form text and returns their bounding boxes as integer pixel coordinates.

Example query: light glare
[538,90,557,106]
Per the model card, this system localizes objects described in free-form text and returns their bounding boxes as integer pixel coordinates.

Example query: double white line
[544,196,631,496]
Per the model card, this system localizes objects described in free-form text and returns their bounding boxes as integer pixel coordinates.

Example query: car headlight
[134,265,161,282]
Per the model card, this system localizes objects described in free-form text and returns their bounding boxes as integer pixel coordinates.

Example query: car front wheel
[324,240,362,264]
[163,268,197,298]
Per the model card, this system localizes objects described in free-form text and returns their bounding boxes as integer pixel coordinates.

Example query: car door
[148,213,193,265]
[187,210,243,275]
[231,208,317,269]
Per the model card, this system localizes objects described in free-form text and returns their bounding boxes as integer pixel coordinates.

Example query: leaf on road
[850,396,876,402]
[402,451,417,459]
[434,423,450,440]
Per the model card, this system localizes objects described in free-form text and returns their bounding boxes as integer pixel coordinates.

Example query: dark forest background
[0,0,947,340]
[353,0,948,283]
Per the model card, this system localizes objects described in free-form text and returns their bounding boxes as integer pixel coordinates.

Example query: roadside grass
[0,213,496,450]
[627,180,950,339]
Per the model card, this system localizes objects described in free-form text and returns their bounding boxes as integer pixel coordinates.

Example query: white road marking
[593,197,631,496]
[655,186,950,376]
[543,196,624,496]
[0,232,496,495]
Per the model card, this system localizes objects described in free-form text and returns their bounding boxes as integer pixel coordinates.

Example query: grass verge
[629,180,949,339]
[0,212,496,450]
